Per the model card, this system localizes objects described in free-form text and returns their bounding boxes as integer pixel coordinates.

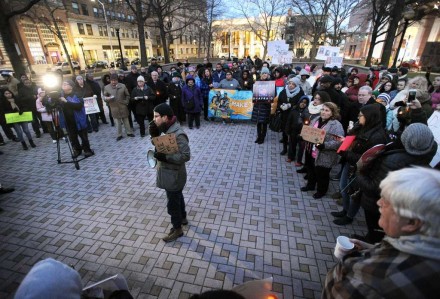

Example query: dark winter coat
[357,142,437,212]
[130,85,156,116]
[285,99,310,136]
[17,84,38,112]
[181,85,203,114]
[125,71,140,93]
[168,82,185,122]
[251,79,274,124]
[277,88,305,130]
[146,78,168,107]
[60,92,87,131]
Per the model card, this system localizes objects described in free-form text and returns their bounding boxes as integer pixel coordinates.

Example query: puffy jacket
[181,85,203,113]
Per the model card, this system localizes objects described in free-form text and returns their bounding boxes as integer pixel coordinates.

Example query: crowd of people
[1,56,440,298]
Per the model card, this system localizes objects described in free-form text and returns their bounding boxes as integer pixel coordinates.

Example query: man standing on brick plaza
[149,103,191,242]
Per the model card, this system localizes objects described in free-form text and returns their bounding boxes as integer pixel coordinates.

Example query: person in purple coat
[181,77,203,129]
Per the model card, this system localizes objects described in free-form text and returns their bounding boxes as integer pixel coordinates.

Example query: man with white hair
[323,167,440,299]
[146,71,168,107]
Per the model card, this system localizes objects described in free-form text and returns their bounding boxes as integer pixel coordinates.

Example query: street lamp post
[115,26,126,70]
[92,0,114,64]
[227,31,231,61]
[77,38,87,68]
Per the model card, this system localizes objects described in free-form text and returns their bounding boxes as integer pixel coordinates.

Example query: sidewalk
[0,118,367,298]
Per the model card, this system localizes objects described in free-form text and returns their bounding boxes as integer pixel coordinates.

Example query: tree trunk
[135,0,148,66]
[160,27,170,64]
[0,15,26,76]
[380,0,405,67]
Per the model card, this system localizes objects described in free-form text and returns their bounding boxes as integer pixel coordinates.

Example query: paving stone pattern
[0,117,367,298]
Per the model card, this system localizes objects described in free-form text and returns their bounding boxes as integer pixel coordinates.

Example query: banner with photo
[208,89,253,120]
[253,81,276,102]
[315,46,341,60]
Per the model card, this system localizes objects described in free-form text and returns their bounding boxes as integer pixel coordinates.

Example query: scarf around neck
[285,85,300,98]
[384,234,440,261]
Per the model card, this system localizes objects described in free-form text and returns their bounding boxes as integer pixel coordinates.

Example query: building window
[111,27,115,37]
[86,24,93,35]
[93,7,99,17]
[98,26,103,36]
[72,2,80,14]
[77,23,85,35]
[103,26,108,36]
[81,4,89,15]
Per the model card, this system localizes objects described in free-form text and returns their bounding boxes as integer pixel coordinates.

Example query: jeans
[340,162,361,218]
[187,113,201,128]
[165,190,187,229]
[13,122,32,142]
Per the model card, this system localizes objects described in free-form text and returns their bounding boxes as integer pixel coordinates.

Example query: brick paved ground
[0,116,367,298]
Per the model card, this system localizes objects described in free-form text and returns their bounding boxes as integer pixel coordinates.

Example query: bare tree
[238,0,287,60]
[327,0,365,46]
[0,0,42,75]
[205,0,224,59]
[290,0,331,61]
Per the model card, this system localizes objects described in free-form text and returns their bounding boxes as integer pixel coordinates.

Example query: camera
[408,89,417,102]
[43,91,62,113]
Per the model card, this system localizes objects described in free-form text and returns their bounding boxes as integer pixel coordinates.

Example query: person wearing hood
[375,93,394,130]
[148,103,191,242]
[274,67,286,87]
[298,69,312,96]
[277,77,305,156]
[285,95,310,165]
[345,75,365,103]
[354,123,437,244]
[323,166,440,299]
[182,77,203,129]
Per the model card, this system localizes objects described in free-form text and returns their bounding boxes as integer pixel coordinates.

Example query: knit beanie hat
[63,79,75,87]
[383,74,393,82]
[154,103,174,117]
[388,67,398,74]
[137,75,145,82]
[377,93,391,104]
[320,75,334,84]
[261,67,270,75]
[400,123,435,155]
[294,66,302,72]
[399,67,409,75]
[171,71,182,78]
[288,77,301,87]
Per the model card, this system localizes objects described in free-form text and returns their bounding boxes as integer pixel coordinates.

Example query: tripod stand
[51,107,85,170]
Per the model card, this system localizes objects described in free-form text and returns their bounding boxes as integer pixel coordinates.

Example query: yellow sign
[5,112,33,124]
[152,133,179,154]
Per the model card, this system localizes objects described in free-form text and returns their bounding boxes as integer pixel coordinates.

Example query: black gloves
[316,143,325,150]
[338,150,347,158]
[149,122,160,137]
[154,152,167,162]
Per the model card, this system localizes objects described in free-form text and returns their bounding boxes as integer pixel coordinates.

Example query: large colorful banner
[208,89,253,120]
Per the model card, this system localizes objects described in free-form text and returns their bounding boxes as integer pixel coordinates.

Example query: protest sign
[5,112,33,124]
[152,133,179,154]
[84,96,100,115]
[316,46,340,60]
[300,125,326,144]
[253,81,276,102]
[208,89,253,120]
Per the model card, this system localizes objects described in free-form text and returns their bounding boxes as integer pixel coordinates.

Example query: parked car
[90,60,109,69]
[401,59,420,70]
[131,58,140,65]
[0,70,15,86]
[52,61,81,74]
[116,58,130,68]
[218,53,237,60]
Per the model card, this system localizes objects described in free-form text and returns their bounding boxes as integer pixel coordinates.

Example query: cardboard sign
[152,133,179,154]
[300,125,326,144]
[84,96,100,115]
[5,112,33,124]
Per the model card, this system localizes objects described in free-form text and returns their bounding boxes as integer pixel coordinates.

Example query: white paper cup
[334,236,354,259]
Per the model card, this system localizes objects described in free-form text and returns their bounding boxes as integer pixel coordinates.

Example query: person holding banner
[1,88,36,150]
[301,102,344,199]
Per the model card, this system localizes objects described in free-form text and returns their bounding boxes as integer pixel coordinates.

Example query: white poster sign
[83,96,100,115]
[315,46,340,60]
[325,56,344,68]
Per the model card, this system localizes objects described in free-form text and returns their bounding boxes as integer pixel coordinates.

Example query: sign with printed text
[84,97,101,115]
[300,125,326,144]
[152,133,179,154]
[5,112,33,124]
[253,81,276,102]
[325,56,344,68]
[316,46,341,60]
[208,89,253,120]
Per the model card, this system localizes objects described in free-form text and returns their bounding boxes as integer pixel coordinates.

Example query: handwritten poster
[300,125,326,144]
[152,133,179,154]
[84,96,100,115]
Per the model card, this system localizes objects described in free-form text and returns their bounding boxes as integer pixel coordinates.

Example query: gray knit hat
[288,77,301,87]
[63,79,75,87]
[400,123,435,155]
[154,103,174,117]
[261,67,270,75]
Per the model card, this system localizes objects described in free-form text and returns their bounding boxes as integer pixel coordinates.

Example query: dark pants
[42,121,56,140]
[297,140,305,163]
[364,208,385,243]
[287,131,300,160]
[0,121,16,140]
[165,190,187,229]
[67,126,91,152]
[203,96,209,119]
[188,113,201,128]
[135,113,147,136]
[31,111,42,135]
[257,123,268,140]
[305,151,331,194]
[96,98,107,123]
[86,114,99,132]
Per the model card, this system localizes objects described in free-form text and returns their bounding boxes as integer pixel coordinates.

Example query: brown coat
[103,83,130,118]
